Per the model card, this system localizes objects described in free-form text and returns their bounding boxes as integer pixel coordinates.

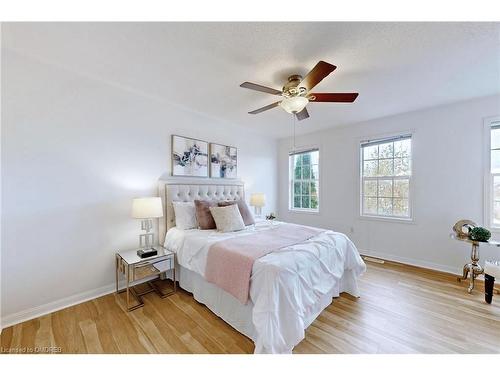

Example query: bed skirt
[174,264,361,353]
[177,265,258,342]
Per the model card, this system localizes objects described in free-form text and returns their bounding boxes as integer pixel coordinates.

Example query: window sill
[358,215,415,224]
[288,208,320,215]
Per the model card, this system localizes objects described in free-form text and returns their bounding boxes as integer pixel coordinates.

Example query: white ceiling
[3,22,500,138]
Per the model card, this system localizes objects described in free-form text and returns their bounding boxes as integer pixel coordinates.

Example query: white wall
[278,95,500,274]
[0,48,278,325]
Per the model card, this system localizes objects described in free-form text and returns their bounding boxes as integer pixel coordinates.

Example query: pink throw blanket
[205,223,325,304]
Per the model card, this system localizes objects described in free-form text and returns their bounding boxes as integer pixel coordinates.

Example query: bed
[159,178,366,354]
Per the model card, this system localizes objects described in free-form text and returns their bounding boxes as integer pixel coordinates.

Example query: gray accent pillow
[218,200,255,226]
[209,204,246,233]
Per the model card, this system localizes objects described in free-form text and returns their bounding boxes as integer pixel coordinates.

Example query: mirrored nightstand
[115,245,176,311]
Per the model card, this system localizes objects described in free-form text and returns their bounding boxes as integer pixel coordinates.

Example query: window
[486,118,500,228]
[360,135,412,219]
[289,149,319,211]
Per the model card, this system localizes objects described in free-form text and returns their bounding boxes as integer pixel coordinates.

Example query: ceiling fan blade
[296,107,310,121]
[248,101,281,114]
[240,82,282,95]
[299,61,337,91]
[309,93,359,102]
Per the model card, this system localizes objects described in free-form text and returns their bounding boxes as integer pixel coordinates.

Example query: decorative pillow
[194,200,217,230]
[172,201,197,230]
[218,200,255,226]
[209,204,246,233]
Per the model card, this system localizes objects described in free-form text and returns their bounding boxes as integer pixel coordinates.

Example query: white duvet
[164,220,366,353]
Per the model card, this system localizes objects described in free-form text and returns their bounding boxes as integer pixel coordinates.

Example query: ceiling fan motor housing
[283,75,307,98]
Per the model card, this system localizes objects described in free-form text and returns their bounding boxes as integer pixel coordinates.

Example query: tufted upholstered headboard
[158,177,245,245]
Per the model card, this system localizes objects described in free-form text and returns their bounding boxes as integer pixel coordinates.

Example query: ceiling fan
[240,61,358,121]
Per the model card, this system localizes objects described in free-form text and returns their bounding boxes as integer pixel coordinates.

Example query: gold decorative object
[452,219,476,239]
[457,239,484,293]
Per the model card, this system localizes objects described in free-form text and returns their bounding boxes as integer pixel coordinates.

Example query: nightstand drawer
[131,263,158,281]
[129,257,173,281]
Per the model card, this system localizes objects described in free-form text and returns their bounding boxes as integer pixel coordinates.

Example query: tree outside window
[290,149,319,211]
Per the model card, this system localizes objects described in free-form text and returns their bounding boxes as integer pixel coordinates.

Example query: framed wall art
[210,143,237,179]
[171,135,209,177]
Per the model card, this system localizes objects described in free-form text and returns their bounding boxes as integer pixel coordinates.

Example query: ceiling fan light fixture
[280,96,309,114]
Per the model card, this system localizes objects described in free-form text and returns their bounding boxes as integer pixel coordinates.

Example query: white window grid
[360,137,412,219]
[489,172,500,228]
[488,122,500,228]
[289,150,319,212]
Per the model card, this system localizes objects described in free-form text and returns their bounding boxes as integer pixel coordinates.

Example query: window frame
[359,132,414,223]
[288,147,320,213]
[483,116,500,231]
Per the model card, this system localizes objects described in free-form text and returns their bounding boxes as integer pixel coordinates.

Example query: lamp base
[139,232,155,249]
[254,206,262,218]
[139,219,155,249]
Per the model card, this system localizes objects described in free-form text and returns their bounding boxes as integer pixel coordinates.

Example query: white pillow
[172,201,198,230]
[209,204,245,233]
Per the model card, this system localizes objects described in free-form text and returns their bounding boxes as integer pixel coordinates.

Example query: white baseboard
[1,283,115,329]
[359,248,461,276]
[1,274,167,330]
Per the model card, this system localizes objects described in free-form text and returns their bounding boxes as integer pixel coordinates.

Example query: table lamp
[250,193,266,218]
[131,197,163,250]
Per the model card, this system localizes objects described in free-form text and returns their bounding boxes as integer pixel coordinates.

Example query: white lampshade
[280,96,309,114]
[250,193,266,208]
[131,197,163,219]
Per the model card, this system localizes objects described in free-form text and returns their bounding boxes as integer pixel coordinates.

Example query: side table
[116,245,176,311]
[451,233,500,293]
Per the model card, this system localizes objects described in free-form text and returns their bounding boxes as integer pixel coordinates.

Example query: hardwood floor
[2,260,500,354]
